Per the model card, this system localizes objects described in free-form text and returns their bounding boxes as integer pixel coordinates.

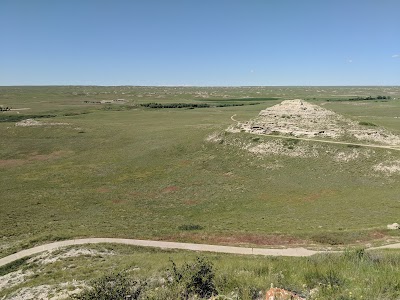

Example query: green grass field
[1,86,400,259]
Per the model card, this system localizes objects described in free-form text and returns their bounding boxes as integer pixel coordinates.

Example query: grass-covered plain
[1,86,400,259]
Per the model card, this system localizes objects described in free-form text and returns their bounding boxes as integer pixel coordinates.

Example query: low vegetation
[327,95,392,102]
[178,224,204,231]
[359,121,377,127]
[78,250,400,299]
[0,86,400,298]
[2,245,400,300]
[348,96,391,101]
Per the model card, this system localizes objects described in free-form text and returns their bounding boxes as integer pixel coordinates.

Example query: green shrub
[63,111,90,116]
[359,121,377,127]
[169,257,218,299]
[283,138,299,149]
[0,114,57,122]
[311,233,345,245]
[178,224,204,231]
[304,268,344,290]
[102,105,136,111]
[0,258,28,276]
[347,144,360,148]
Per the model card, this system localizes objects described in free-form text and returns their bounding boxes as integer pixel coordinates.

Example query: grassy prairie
[1,86,400,258]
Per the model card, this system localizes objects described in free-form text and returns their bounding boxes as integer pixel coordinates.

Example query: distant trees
[0,114,56,122]
[0,107,11,111]
[140,102,210,109]
[348,96,391,101]
[140,102,260,109]
[328,96,393,102]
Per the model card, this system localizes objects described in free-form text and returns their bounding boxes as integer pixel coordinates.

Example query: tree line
[140,102,260,109]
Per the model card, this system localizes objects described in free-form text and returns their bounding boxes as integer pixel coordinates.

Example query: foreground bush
[73,273,145,300]
[170,256,218,299]
[74,257,217,300]
[73,250,400,300]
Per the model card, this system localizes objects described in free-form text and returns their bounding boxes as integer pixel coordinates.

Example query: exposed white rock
[232,99,400,146]
[387,223,400,230]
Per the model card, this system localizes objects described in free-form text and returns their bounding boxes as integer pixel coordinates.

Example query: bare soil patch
[294,190,337,203]
[10,108,31,111]
[0,159,25,168]
[111,199,126,204]
[15,119,70,127]
[162,186,180,193]
[27,247,114,265]
[183,199,200,206]
[28,150,71,161]
[0,270,34,291]
[205,132,224,143]
[96,187,111,193]
[373,160,400,175]
[333,148,372,162]
[5,281,86,300]
[1,248,111,298]
[0,151,71,168]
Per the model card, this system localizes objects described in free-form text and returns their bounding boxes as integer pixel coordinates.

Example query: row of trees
[140,102,260,109]
[349,95,391,101]
[140,102,210,109]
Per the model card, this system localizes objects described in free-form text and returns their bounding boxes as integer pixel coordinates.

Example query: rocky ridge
[232,99,400,146]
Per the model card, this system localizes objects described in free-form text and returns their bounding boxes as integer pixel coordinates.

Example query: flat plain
[1,86,400,299]
[1,86,400,256]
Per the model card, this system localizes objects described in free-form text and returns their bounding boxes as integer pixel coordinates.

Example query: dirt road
[1,238,399,267]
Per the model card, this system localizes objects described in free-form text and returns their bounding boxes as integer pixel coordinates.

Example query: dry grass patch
[163,232,308,247]
[0,151,72,168]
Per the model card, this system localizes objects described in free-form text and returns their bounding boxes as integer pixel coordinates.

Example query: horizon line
[1,85,400,88]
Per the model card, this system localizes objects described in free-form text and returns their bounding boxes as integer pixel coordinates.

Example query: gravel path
[1,238,400,267]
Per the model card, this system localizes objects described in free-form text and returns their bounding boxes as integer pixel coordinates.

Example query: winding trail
[1,238,400,267]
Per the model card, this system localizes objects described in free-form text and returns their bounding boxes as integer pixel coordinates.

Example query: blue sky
[1,0,399,86]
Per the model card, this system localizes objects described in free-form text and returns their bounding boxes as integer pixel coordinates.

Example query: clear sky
[1,0,399,86]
